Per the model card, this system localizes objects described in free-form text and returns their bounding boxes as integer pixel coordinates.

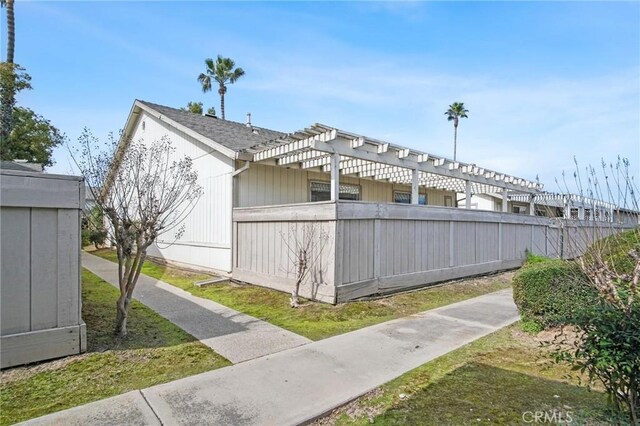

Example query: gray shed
[0,169,86,368]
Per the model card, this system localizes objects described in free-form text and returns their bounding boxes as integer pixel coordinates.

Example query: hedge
[512,258,598,329]
[583,228,640,276]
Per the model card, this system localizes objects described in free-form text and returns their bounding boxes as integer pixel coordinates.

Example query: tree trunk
[290,279,301,308]
[1,0,16,143]
[290,248,306,308]
[115,293,129,336]
[453,122,458,161]
[6,0,14,64]
[114,245,150,337]
[219,85,225,120]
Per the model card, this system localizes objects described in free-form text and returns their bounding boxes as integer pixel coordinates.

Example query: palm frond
[230,68,245,83]
[197,73,211,93]
[204,58,215,73]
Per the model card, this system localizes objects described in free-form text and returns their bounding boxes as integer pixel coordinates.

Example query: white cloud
[244,55,639,192]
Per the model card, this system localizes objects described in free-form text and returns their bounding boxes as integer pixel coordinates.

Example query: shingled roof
[137,100,286,152]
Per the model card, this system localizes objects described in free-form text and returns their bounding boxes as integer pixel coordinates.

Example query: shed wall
[0,170,86,368]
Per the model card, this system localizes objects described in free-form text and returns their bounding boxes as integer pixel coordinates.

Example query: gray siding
[235,163,455,207]
[1,170,86,368]
[233,201,631,303]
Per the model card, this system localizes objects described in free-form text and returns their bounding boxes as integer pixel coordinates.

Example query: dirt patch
[312,388,385,425]
[427,270,515,292]
[1,353,93,384]
[512,326,581,351]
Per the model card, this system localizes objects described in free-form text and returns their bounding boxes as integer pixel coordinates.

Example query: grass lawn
[91,249,512,341]
[316,324,609,425]
[0,269,230,426]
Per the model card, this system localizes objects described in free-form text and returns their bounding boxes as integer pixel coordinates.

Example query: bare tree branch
[71,130,202,336]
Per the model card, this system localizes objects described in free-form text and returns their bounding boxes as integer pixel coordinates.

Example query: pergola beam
[277,149,325,166]
[250,125,542,195]
[253,129,337,162]
[310,137,537,193]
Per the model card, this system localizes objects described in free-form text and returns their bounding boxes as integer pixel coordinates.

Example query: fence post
[559,221,565,259]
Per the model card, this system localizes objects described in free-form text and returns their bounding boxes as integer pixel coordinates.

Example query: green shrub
[512,258,598,328]
[81,228,91,247]
[583,228,640,275]
[89,228,107,249]
[524,252,549,265]
[555,301,640,423]
[520,320,543,334]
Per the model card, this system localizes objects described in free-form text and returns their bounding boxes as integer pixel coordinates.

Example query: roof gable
[136,100,286,155]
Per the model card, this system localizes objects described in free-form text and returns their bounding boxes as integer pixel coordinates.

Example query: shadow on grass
[374,362,610,425]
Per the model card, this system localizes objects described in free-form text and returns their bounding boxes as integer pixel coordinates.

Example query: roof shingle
[137,100,287,152]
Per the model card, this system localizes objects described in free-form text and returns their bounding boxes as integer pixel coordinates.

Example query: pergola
[511,192,616,221]
[241,123,543,209]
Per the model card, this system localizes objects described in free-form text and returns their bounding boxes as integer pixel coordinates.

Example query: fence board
[31,209,59,330]
[1,207,31,335]
[232,201,633,302]
[1,170,84,368]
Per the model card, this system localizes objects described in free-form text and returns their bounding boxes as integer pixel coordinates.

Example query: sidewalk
[81,252,311,363]
[23,287,520,426]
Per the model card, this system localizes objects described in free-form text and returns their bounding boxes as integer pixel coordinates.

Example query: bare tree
[552,157,639,423]
[280,223,330,308]
[73,130,202,336]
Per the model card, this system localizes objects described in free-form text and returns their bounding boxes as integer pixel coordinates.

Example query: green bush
[524,251,549,265]
[556,301,640,423]
[583,228,640,275]
[89,228,107,249]
[81,228,91,247]
[512,258,598,329]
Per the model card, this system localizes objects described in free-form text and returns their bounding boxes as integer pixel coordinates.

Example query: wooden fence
[1,169,86,368]
[233,201,627,303]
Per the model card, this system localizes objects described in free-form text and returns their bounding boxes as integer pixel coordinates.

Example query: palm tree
[2,0,14,64]
[197,56,244,120]
[1,0,15,143]
[444,102,469,161]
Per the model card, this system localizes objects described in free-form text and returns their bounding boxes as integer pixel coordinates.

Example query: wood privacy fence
[0,169,86,368]
[233,201,628,303]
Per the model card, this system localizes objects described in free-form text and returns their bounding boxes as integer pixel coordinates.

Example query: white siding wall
[236,163,455,207]
[129,112,234,272]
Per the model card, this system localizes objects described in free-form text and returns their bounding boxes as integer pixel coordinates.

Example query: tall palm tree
[1,0,15,144]
[2,0,14,64]
[444,102,469,161]
[197,56,244,120]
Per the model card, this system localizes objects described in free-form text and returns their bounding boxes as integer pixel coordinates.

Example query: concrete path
[81,253,311,363]
[22,288,520,426]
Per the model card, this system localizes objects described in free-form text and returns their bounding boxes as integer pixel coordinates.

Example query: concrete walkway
[23,288,520,426]
[81,253,311,363]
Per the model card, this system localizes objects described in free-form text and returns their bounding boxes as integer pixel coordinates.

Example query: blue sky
[7,1,640,194]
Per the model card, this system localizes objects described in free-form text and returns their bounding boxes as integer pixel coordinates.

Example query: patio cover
[242,123,542,198]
